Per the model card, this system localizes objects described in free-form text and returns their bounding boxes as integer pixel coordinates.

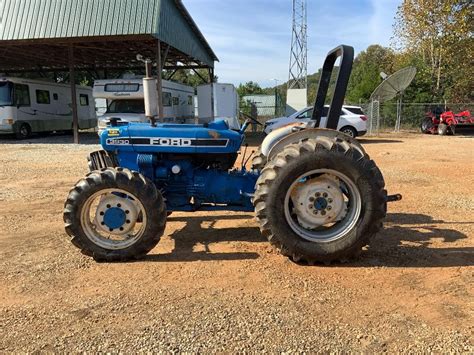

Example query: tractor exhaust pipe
[137,54,158,127]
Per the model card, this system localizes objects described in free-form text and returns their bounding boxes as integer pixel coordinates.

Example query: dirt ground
[0,131,472,352]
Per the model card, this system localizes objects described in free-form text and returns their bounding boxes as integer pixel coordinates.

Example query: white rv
[0,77,96,139]
[93,78,195,133]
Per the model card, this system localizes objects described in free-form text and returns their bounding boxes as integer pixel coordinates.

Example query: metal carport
[0,0,218,142]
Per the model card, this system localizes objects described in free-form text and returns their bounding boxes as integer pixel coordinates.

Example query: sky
[183,0,401,88]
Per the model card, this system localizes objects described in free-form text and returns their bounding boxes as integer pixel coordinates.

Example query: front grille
[87,150,118,171]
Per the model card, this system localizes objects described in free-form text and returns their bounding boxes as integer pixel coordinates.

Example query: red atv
[421,109,473,135]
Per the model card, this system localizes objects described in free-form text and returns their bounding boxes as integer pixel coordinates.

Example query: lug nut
[323,193,328,198]
[327,206,332,211]
[117,203,121,208]
[106,204,111,208]
[328,198,333,203]
[309,205,314,209]
[125,210,130,214]
[309,197,315,202]
[321,211,326,216]
[316,192,321,197]
[126,220,131,224]
[313,210,318,215]
[109,228,113,232]
[100,211,104,216]
[119,227,124,231]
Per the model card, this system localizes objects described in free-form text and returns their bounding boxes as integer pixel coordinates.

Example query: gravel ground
[0,131,473,352]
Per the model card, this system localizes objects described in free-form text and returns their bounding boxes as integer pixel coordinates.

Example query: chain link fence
[239,102,474,134]
[362,102,474,134]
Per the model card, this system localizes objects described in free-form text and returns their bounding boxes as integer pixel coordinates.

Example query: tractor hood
[100,120,243,155]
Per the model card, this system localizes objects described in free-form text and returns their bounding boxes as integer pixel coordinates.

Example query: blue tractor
[64,46,400,264]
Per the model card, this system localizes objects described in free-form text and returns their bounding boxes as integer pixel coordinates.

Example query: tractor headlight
[98,119,107,129]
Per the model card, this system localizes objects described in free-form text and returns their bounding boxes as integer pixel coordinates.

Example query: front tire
[420,118,434,134]
[64,168,166,261]
[254,136,386,264]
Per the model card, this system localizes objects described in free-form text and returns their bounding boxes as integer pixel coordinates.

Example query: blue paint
[314,197,328,210]
[103,207,126,229]
[101,120,259,213]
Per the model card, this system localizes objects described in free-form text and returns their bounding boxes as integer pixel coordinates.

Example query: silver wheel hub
[284,169,362,243]
[290,175,347,229]
[95,194,139,235]
[80,189,147,250]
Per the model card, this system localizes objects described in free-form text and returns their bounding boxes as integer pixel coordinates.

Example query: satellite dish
[371,67,417,102]
[369,66,417,132]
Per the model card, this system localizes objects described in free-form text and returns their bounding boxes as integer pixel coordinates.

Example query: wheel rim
[80,188,147,250]
[342,128,355,137]
[284,169,362,243]
[20,125,29,137]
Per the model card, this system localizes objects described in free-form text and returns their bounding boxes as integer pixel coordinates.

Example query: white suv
[264,105,368,137]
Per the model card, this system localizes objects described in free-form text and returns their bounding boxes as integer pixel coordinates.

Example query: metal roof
[0,0,217,70]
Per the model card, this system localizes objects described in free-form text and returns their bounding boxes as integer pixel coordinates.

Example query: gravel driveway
[0,132,472,352]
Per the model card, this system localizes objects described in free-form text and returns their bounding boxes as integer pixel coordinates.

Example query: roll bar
[310,45,354,130]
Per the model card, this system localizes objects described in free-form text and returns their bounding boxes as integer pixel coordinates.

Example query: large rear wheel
[251,146,267,171]
[64,168,166,261]
[254,136,386,264]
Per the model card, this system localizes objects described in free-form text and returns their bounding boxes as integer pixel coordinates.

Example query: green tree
[236,81,264,98]
[393,0,473,101]
[162,69,214,88]
[346,45,395,103]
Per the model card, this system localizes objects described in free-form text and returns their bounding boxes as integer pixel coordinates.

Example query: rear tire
[438,123,448,135]
[15,123,31,139]
[254,136,386,264]
[448,125,455,136]
[251,147,267,171]
[64,168,166,261]
[340,126,357,138]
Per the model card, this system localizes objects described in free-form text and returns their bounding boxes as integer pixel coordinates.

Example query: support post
[68,45,79,144]
[156,40,164,120]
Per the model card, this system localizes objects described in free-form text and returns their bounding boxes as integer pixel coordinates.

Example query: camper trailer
[0,77,95,139]
[93,78,195,133]
[197,83,240,130]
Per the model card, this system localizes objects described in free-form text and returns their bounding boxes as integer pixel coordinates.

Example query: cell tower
[286,0,308,115]
[288,0,307,90]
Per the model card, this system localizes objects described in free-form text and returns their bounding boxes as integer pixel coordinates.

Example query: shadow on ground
[145,214,263,262]
[354,212,473,268]
[144,212,473,267]
[358,138,403,144]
